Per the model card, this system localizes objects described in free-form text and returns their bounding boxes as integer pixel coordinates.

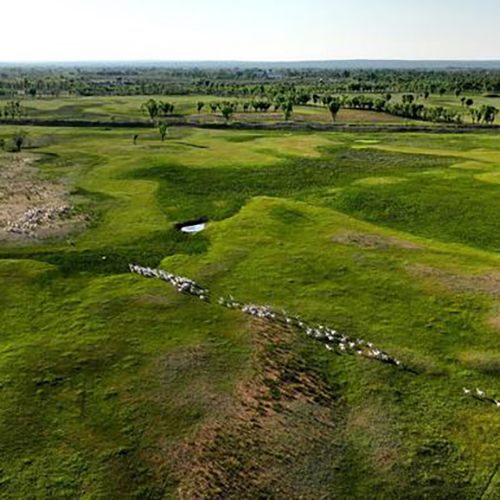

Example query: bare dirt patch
[409,264,500,296]
[335,231,422,250]
[174,320,345,500]
[409,264,500,333]
[0,153,83,243]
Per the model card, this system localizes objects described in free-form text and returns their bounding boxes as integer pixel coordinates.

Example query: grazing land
[3,87,500,498]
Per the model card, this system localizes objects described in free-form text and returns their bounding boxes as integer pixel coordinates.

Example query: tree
[133,134,139,145]
[197,102,205,113]
[158,122,169,141]
[327,100,341,122]
[323,95,333,105]
[281,101,293,121]
[465,98,474,108]
[470,108,482,124]
[4,101,26,120]
[13,130,28,152]
[402,94,414,104]
[374,98,387,112]
[158,101,174,115]
[220,102,236,123]
[481,105,498,124]
[296,93,310,105]
[141,99,159,121]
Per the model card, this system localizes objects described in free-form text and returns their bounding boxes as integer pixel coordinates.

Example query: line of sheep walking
[129,264,210,300]
[226,298,402,367]
[129,264,402,369]
[130,264,500,408]
[463,387,500,408]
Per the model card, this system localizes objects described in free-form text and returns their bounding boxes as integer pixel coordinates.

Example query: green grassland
[9,95,417,125]
[3,124,500,498]
[8,92,500,126]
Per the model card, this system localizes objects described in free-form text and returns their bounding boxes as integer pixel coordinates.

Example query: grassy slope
[2,125,500,498]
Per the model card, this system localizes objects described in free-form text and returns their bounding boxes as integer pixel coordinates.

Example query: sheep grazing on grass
[6,205,69,236]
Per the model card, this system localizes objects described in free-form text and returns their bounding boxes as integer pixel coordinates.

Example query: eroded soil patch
[409,264,500,333]
[174,319,347,500]
[409,264,500,296]
[335,231,422,250]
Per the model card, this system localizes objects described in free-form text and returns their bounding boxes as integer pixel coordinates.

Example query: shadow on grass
[0,229,209,276]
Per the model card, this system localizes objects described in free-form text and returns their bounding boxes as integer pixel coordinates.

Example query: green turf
[3,124,500,498]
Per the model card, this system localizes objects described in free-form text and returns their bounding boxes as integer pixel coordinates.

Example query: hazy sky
[2,0,499,62]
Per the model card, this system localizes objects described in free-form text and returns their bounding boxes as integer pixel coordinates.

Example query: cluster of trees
[324,94,463,123]
[197,98,295,121]
[246,100,273,112]
[470,105,499,124]
[386,103,462,123]
[140,99,176,121]
[3,66,500,99]
[198,99,273,114]
[154,93,499,125]
[0,101,27,120]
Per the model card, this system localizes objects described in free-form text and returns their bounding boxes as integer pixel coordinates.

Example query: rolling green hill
[2,124,500,498]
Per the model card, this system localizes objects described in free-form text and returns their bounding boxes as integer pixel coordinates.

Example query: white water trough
[180,223,206,233]
[176,218,208,234]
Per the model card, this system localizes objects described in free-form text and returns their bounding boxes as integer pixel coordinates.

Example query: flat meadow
[18,94,420,125]
[17,93,500,125]
[2,120,500,498]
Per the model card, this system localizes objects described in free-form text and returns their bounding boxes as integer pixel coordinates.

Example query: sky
[1,0,499,62]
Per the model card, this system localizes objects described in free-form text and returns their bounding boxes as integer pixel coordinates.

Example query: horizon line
[2,58,500,65]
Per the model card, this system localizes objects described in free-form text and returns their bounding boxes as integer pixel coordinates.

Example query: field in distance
[2,93,498,126]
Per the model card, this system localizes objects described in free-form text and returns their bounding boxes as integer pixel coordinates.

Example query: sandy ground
[0,153,82,243]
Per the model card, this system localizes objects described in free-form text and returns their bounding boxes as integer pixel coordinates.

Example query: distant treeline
[150,93,497,125]
[2,67,500,98]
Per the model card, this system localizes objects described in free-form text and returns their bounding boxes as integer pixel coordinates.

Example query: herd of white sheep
[129,264,403,368]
